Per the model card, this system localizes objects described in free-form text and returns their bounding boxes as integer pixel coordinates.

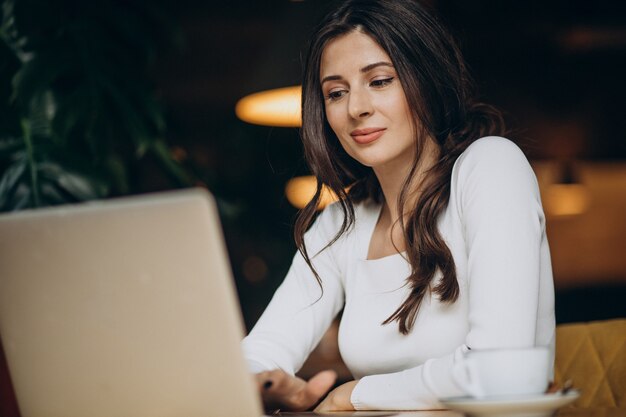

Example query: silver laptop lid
[0,188,262,417]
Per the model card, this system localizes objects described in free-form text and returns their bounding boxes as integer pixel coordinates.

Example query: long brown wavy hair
[296,0,506,334]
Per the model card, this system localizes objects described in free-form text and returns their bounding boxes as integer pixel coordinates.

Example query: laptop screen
[0,189,262,417]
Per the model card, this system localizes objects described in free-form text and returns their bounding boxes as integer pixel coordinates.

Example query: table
[276,409,626,417]
[557,409,626,417]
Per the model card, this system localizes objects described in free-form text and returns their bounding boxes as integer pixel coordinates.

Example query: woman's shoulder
[451,136,540,202]
[307,199,379,246]
[462,136,525,160]
[317,199,380,231]
[454,136,530,175]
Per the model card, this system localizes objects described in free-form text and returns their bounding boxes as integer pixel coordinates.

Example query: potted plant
[0,0,191,211]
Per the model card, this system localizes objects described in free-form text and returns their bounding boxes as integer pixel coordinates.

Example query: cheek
[325,106,342,135]
[381,90,408,116]
[385,94,414,134]
[324,106,353,154]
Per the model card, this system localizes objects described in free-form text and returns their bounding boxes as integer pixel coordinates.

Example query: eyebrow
[320,61,394,84]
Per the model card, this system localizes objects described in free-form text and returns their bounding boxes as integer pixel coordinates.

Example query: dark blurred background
[1,0,626,414]
[148,0,626,326]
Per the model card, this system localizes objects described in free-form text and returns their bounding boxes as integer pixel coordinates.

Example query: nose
[348,87,373,119]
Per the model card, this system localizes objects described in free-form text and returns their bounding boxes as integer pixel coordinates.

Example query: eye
[370,77,394,88]
[326,89,347,101]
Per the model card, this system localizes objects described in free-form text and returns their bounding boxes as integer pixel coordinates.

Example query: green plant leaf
[10,184,32,211]
[0,157,26,209]
[39,182,68,206]
[1,0,195,211]
[0,136,23,155]
[12,48,57,94]
[39,161,105,201]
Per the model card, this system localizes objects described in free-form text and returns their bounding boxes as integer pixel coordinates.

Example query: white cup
[452,347,551,399]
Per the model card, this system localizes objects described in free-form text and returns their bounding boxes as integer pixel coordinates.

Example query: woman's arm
[241,203,348,409]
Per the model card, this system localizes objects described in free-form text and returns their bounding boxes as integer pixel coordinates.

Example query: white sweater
[241,136,555,410]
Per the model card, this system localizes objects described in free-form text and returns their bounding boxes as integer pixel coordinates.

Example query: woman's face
[320,30,415,173]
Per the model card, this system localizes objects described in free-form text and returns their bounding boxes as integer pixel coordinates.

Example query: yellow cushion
[555,319,626,407]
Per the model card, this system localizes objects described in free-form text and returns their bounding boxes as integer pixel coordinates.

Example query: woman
[242,0,555,411]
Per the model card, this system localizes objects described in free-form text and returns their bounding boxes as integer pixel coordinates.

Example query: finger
[302,370,337,404]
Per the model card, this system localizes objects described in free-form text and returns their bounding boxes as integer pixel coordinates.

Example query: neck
[374,138,438,225]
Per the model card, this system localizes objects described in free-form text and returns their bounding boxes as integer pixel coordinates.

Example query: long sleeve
[242,203,347,375]
[350,137,553,410]
[460,137,548,349]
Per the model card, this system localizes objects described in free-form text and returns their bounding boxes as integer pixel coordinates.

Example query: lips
[350,127,386,144]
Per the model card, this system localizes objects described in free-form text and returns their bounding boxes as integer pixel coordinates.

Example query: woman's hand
[255,369,337,412]
[314,380,358,412]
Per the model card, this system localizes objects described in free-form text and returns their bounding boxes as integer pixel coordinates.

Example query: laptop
[0,188,263,417]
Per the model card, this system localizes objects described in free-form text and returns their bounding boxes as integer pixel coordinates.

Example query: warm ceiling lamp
[285,176,338,210]
[544,183,590,217]
[235,85,302,127]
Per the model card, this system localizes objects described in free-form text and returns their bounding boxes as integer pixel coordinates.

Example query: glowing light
[235,86,302,127]
[544,184,590,217]
[285,176,339,210]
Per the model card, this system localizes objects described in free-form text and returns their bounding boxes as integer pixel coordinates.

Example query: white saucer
[440,390,580,417]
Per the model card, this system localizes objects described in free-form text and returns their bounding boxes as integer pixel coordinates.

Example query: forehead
[320,30,392,76]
